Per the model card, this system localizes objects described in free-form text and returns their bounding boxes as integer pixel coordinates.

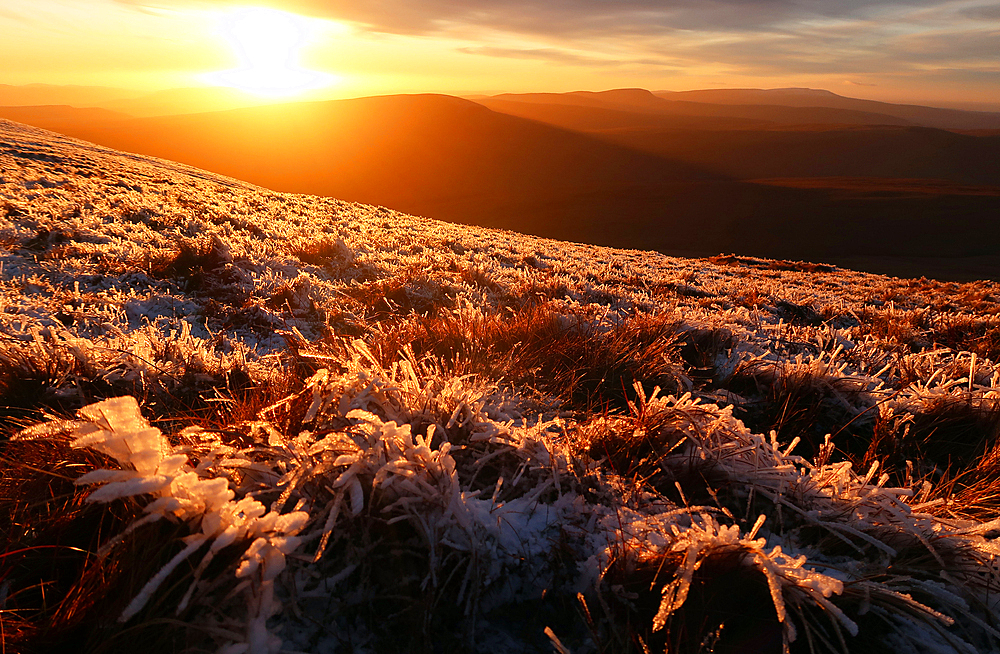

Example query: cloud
[892,28,1000,64]
[0,6,25,21]
[962,4,1000,20]
[456,46,670,68]
[116,0,956,37]
[113,0,997,91]
[457,46,609,66]
[845,79,878,86]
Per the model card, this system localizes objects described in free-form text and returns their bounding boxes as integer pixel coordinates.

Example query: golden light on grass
[201,6,339,98]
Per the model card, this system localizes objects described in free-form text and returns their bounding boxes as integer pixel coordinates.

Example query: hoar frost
[70,396,308,653]
[5,118,1000,653]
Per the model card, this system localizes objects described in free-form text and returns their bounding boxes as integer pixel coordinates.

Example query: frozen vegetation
[3,118,1000,654]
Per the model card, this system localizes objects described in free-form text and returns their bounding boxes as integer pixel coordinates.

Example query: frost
[5,118,1000,653]
[72,396,170,475]
[68,396,309,646]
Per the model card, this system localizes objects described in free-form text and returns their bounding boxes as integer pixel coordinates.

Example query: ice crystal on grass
[73,396,176,486]
[67,396,308,652]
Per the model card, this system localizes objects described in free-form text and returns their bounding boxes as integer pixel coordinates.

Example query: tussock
[370,305,686,413]
[727,352,877,461]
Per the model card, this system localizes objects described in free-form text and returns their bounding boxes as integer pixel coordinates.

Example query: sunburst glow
[202,7,337,98]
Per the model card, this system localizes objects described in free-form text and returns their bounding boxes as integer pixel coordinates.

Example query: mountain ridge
[655,87,1000,130]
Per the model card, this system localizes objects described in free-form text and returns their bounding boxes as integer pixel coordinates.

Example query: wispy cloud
[961,4,1000,20]
[115,0,957,36]
[456,45,670,68]
[457,46,609,66]
[108,0,999,99]
[892,28,1000,64]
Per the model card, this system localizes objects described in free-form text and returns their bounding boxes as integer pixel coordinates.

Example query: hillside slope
[4,94,1000,282]
[3,119,1000,654]
[19,93,712,202]
[477,92,1000,186]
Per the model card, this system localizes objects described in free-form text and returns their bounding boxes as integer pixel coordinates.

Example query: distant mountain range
[657,87,1000,130]
[484,88,909,129]
[0,83,298,117]
[2,85,999,280]
[0,83,139,108]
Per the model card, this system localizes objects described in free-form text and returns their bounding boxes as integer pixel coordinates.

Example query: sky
[0,0,998,107]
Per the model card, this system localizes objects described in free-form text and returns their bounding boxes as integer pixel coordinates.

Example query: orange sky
[1,0,998,108]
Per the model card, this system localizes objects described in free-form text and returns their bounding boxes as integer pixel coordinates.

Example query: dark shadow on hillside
[657,87,1000,131]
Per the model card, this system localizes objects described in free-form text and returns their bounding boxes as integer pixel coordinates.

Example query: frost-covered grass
[4,118,1000,653]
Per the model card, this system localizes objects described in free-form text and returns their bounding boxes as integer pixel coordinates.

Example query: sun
[202,7,337,98]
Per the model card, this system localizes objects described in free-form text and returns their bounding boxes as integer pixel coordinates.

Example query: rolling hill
[3,90,1000,281]
[656,87,1000,130]
[0,83,138,109]
[480,89,1000,184]
[483,88,917,128]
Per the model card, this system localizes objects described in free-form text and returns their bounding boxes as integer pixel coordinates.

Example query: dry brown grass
[0,330,289,445]
[338,267,456,323]
[585,398,729,509]
[926,465,1000,521]
[860,394,1000,492]
[856,307,1000,360]
[676,328,735,389]
[145,239,251,316]
[727,361,874,461]
[368,304,686,413]
[854,308,930,353]
[930,314,1000,361]
[0,437,206,654]
[457,265,504,295]
[0,342,78,435]
[292,236,352,269]
[907,395,1000,471]
[893,278,1000,314]
[147,239,225,283]
[21,227,76,254]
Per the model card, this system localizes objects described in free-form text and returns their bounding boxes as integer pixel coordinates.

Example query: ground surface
[3,119,1000,654]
